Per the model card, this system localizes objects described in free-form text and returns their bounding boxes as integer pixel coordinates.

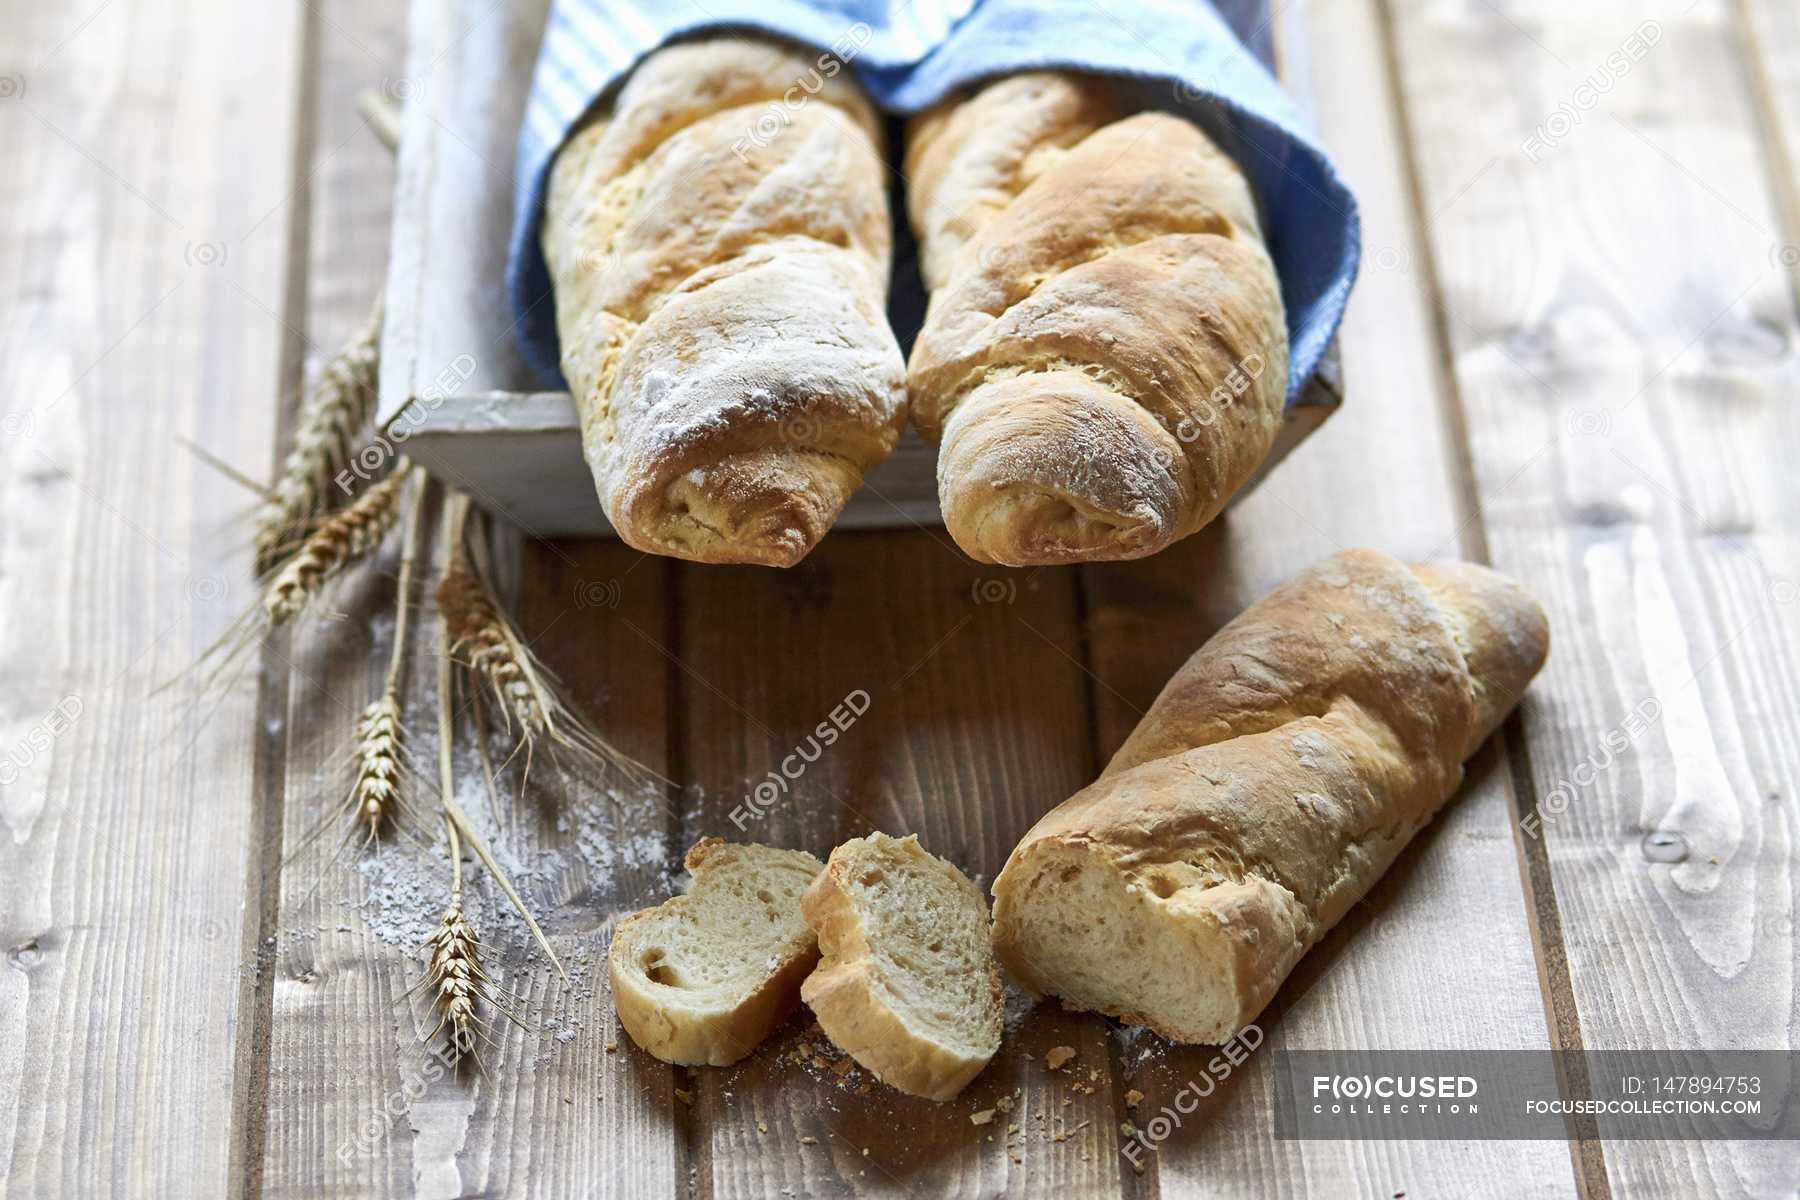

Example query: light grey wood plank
[0,0,305,1194]
[1384,0,1800,1195]
[1076,0,1578,1195]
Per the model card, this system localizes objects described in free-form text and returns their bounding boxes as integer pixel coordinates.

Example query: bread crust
[800,835,1001,1101]
[905,76,1287,565]
[609,838,824,1066]
[991,550,1549,1042]
[544,37,906,566]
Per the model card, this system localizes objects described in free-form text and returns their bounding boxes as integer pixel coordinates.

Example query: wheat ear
[435,493,652,784]
[263,462,408,627]
[424,819,487,1064]
[349,467,430,845]
[433,585,566,978]
[255,292,384,574]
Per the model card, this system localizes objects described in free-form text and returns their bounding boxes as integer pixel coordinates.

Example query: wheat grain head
[255,293,384,574]
[263,463,408,627]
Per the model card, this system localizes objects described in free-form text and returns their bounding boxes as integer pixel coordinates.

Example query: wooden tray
[377,0,1342,538]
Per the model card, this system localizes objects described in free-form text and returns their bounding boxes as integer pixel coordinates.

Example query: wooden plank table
[0,1,1793,1197]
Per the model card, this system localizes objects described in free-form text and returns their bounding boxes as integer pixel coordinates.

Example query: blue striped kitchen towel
[507,0,1360,403]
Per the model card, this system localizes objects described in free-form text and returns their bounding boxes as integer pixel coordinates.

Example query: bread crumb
[799,1135,817,1146]
[995,1093,1015,1112]
[604,1040,618,1053]
[831,1056,854,1076]
[971,1109,996,1126]
[673,1089,693,1105]
[1125,1089,1144,1108]
[757,1122,768,1134]
[1045,1046,1076,1070]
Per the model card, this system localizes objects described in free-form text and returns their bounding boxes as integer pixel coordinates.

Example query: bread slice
[800,833,1002,1101]
[608,838,824,1066]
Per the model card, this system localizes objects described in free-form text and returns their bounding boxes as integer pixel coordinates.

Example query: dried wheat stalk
[344,467,429,846]
[423,828,488,1063]
[415,579,556,1068]
[263,462,409,627]
[435,493,650,784]
[255,292,384,574]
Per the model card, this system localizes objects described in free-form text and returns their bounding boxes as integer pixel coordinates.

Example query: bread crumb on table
[1125,1089,1144,1108]
[970,1109,997,1126]
[673,1089,693,1105]
[1045,1045,1076,1070]
[798,1135,817,1146]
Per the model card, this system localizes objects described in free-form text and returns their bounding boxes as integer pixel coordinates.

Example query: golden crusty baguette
[543,37,906,566]
[991,549,1549,1043]
[905,73,1287,566]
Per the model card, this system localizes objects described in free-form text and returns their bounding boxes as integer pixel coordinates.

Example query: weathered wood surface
[1384,0,1800,1196]
[0,0,303,1195]
[1076,0,1578,1195]
[3,0,1798,1197]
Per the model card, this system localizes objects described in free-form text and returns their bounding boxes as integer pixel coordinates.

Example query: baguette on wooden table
[904,73,1288,566]
[543,36,906,566]
[991,549,1549,1043]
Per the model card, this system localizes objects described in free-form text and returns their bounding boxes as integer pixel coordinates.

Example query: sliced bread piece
[609,838,824,1066]
[800,833,1002,1101]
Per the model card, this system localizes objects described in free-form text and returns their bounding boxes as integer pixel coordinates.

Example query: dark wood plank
[1384,0,1800,1194]
[1077,0,1580,1194]
[669,535,1124,1198]
[0,0,305,1193]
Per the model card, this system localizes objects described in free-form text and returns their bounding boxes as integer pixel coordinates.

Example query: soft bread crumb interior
[999,846,1242,1043]
[837,844,999,1057]
[622,850,817,1010]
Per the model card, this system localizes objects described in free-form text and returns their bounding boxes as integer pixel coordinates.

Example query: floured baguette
[800,834,1001,1101]
[992,549,1549,1043]
[904,73,1287,566]
[609,838,824,1066]
[543,36,906,566]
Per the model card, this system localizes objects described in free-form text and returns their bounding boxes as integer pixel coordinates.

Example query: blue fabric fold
[507,0,1360,403]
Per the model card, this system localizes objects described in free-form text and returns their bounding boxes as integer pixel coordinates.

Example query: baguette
[543,37,906,566]
[800,834,1001,1101]
[991,549,1548,1043]
[608,838,824,1066]
[904,73,1287,565]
